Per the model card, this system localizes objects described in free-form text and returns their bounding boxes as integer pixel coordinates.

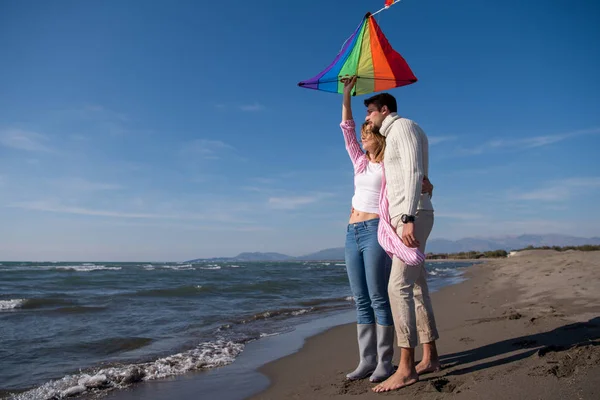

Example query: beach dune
[251,250,600,399]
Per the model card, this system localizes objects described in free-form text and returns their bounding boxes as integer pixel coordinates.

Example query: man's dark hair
[364,93,397,113]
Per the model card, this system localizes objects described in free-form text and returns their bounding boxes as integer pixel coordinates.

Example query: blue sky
[1,0,599,261]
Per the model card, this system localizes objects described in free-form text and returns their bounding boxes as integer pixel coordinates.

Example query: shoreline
[20,251,599,399]
[85,261,477,400]
[96,311,358,400]
[250,250,600,399]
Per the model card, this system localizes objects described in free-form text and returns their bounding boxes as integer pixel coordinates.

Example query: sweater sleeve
[340,119,365,172]
[394,119,424,216]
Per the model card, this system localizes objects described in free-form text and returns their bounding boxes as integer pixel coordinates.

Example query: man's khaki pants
[388,210,438,348]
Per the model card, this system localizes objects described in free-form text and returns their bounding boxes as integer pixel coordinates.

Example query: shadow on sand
[437,316,600,377]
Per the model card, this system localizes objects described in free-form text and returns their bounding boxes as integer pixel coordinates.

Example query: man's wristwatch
[401,214,415,224]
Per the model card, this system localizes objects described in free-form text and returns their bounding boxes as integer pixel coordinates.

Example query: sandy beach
[250,250,600,399]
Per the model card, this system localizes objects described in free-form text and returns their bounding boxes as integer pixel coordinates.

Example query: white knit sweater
[379,113,434,219]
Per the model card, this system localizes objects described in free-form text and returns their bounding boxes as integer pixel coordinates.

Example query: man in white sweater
[364,93,439,393]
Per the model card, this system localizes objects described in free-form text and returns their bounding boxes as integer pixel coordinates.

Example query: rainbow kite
[298,12,417,96]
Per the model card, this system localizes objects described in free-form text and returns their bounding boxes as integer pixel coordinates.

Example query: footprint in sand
[337,378,368,395]
[430,377,463,393]
[531,343,600,379]
[507,312,523,320]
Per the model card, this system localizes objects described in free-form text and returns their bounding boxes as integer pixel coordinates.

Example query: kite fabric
[297,12,417,96]
[385,0,394,6]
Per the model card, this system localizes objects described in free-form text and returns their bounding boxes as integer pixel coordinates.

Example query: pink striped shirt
[341,119,425,266]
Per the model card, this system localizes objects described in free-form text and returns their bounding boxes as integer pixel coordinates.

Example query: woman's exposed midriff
[348,207,379,224]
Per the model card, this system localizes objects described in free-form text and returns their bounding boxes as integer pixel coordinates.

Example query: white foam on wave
[229,265,243,268]
[428,267,461,277]
[55,265,122,272]
[8,339,244,400]
[0,265,121,273]
[259,332,280,338]
[200,266,221,270]
[161,264,194,271]
[0,299,25,310]
[291,309,309,316]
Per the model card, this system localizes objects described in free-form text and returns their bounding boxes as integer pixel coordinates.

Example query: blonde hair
[361,122,386,163]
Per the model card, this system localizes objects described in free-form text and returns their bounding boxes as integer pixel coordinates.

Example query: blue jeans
[345,218,393,326]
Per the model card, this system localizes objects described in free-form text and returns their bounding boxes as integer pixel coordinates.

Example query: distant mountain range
[186,234,600,262]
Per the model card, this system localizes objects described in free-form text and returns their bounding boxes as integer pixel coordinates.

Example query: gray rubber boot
[346,324,377,380]
[369,324,395,382]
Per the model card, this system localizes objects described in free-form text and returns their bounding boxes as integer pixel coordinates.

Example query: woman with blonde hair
[340,76,432,383]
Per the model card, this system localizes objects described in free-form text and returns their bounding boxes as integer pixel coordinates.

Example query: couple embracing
[340,76,439,392]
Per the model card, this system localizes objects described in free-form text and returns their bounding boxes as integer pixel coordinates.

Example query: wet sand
[250,250,600,399]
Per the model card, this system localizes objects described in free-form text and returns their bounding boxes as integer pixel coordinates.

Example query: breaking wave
[8,340,244,400]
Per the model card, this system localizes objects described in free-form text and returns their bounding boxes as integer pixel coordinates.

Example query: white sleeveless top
[351,161,382,214]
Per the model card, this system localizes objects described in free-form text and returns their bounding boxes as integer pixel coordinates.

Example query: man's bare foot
[372,369,418,393]
[415,359,441,375]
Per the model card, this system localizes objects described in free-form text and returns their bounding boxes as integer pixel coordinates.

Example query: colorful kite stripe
[298,12,417,96]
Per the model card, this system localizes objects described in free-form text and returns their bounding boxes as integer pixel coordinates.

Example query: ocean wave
[0,299,25,311]
[428,267,464,277]
[259,332,281,338]
[232,302,353,326]
[54,265,122,272]
[132,285,208,298]
[298,296,354,307]
[159,264,194,271]
[0,298,79,312]
[7,340,244,400]
[0,264,121,273]
[70,337,154,356]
